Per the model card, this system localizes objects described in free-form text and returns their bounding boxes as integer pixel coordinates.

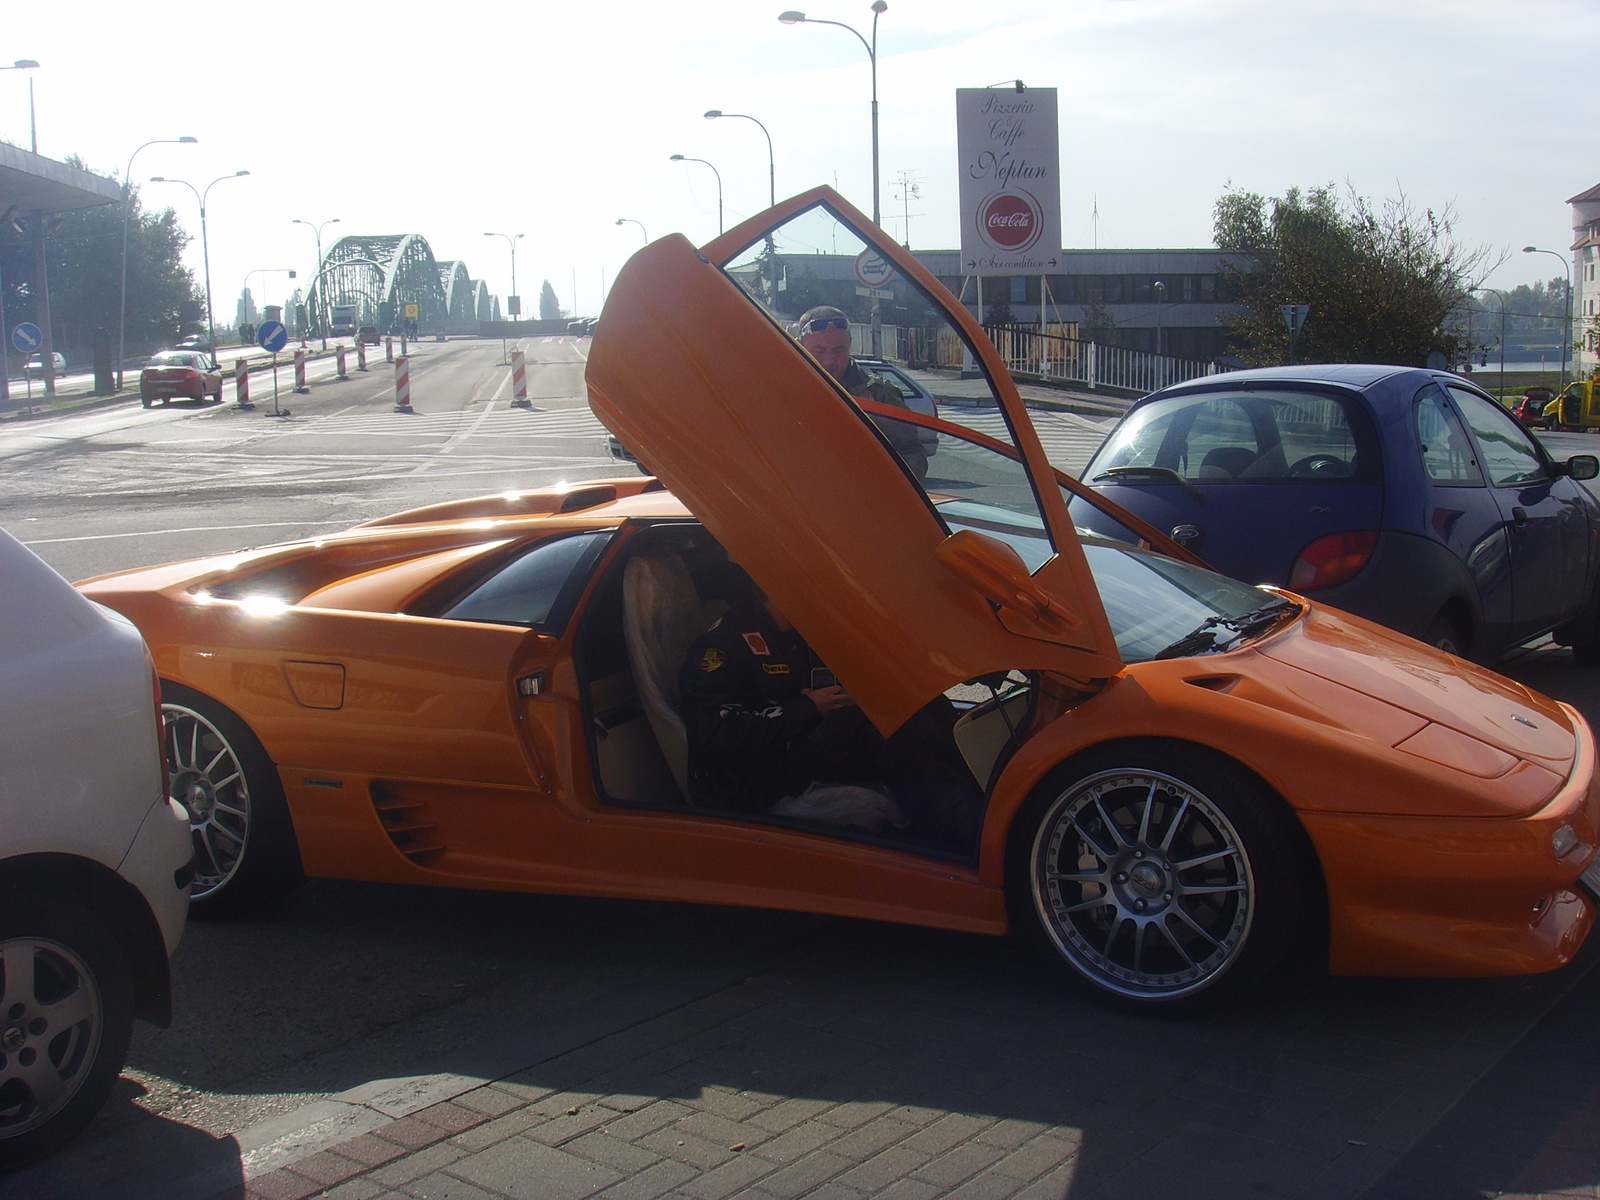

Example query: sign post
[956,87,1062,280]
[256,320,290,417]
[12,322,42,409]
[1280,304,1310,364]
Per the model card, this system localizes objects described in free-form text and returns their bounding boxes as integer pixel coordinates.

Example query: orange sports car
[77,188,1600,1015]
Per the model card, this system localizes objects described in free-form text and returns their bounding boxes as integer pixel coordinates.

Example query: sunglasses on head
[802,317,850,333]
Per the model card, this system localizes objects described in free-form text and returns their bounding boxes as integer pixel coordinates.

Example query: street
[4,342,1600,1200]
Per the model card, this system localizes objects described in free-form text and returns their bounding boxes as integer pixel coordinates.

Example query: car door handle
[1511,507,1529,527]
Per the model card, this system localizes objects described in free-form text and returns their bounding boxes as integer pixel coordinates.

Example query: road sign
[11,322,42,354]
[854,249,896,290]
[257,320,288,353]
[404,303,420,320]
[1280,304,1310,335]
[507,295,522,316]
[855,286,894,300]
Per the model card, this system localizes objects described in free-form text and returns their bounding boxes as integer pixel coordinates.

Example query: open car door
[587,186,1120,735]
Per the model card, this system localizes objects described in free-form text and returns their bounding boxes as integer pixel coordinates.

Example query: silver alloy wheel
[1031,768,1255,1000]
[0,937,103,1137]
[163,702,251,900]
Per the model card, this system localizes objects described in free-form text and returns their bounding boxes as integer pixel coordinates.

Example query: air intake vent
[371,784,446,862]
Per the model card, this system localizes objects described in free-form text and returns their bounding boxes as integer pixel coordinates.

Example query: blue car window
[1414,387,1483,486]
[1448,386,1550,487]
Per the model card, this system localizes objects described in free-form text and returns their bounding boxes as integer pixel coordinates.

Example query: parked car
[1511,391,1553,429]
[139,350,224,407]
[1075,365,1600,664]
[854,356,940,456]
[24,352,66,377]
[356,325,381,346]
[0,527,191,1170]
[77,188,1600,1017]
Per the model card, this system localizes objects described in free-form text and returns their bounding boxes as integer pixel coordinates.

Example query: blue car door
[1073,386,1383,588]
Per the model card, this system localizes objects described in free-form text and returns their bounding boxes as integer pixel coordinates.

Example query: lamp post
[614,218,649,244]
[1524,245,1572,389]
[116,135,197,390]
[705,110,778,311]
[483,232,523,317]
[1480,288,1509,391]
[292,217,340,349]
[150,171,251,356]
[670,155,724,236]
[1,60,39,153]
[1153,280,1166,357]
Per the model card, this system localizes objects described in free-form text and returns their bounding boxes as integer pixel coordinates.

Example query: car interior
[574,520,1034,860]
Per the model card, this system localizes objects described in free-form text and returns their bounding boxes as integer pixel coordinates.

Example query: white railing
[981,324,1222,394]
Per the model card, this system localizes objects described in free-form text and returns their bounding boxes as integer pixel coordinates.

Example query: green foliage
[1212,184,1492,367]
[0,155,201,362]
[538,279,560,321]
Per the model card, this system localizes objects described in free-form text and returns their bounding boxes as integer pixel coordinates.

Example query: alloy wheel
[164,703,251,899]
[0,938,103,1138]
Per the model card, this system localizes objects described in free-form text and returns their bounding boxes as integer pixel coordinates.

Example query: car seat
[621,552,707,800]
[1197,446,1257,479]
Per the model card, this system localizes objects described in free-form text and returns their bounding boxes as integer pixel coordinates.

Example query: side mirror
[1566,455,1599,481]
[934,529,1080,633]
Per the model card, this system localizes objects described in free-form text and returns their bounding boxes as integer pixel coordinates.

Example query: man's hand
[802,684,855,716]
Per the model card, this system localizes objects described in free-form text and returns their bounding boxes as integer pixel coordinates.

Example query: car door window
[437,531,612,632]
[1414,386,1483,485]
[1448,385,1550,486]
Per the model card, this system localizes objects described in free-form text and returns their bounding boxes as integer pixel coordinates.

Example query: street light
[483,232,524,317]
[292,217,341,349]
[2,60,40,153]
[149,170,251,356]
[1480,288,1509,388]
[1153,280,1166,357]
[615,218,649,244]
[1524,245,1572,388]
[777,4,886,228]
[705,110,778,310]
[670,155,724,236]
[117,136,197,390]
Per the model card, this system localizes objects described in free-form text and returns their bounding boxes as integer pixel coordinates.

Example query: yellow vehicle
[1544,380,1600,431]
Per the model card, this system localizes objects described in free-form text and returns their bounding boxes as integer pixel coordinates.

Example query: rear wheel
[0,898,132,1172]
[161,683,303,918]
[1008,742,1316,1016]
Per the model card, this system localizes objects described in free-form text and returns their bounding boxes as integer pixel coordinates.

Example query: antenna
[1092,194,1099,251]
[893,170,924,250]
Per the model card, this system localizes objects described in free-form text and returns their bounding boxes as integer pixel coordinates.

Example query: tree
[0,155,201,363]
[538,280,560,320]
[1212,183,1494,367]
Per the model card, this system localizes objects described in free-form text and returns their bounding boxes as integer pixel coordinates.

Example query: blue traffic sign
[11,322,42,354]
[257,320,288,353]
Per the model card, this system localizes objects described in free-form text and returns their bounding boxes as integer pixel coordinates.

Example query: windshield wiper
[1154,597,1298,660]
[1092,466,1204,502]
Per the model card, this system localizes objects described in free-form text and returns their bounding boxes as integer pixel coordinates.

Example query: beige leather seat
[621,553,707,801]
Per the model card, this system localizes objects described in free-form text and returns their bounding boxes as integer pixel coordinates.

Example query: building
[1572,183,1600,376]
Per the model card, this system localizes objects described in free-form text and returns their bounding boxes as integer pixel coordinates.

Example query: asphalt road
[5,354,1600,1199]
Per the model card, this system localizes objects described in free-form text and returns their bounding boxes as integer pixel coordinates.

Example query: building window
[1010,276,1027,304]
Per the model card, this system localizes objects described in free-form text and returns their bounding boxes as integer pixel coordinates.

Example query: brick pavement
[181,918,1597,1200]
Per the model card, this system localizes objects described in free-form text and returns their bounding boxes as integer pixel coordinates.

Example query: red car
[1512,387,1555,429]
[140,350,223,407]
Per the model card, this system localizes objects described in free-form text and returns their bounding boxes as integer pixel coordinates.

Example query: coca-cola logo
[978,190,1043,252]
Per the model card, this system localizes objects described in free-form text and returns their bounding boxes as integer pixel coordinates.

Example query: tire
[1424,611,1467,657]
[161,683,303,919]
[1007,741,1317,1017]
[0,897,133,1173]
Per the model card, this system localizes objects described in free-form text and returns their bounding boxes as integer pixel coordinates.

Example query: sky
[4,0,1596,319]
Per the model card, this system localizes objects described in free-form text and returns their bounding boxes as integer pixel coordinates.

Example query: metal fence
[894,323,1223,395]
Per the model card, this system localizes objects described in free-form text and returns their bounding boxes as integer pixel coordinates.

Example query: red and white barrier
[336,346,348,380]
[235,359,252,407]
[511,349,530,408]
[293,348,310,394]
[384,336,394,363]
[394,356,412,413]
[357,340,368,372]
[400,334,409,357]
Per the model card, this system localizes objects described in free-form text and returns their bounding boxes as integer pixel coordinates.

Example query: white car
[23,352,66,376]
[0,527,191,1171]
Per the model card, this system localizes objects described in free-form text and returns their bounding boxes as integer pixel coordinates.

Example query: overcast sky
[5,0,1596,318]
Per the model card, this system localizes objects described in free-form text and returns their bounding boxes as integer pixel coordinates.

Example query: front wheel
[0,898,133,1172]
[161,683,303,918]
[1009,742,1317,1016]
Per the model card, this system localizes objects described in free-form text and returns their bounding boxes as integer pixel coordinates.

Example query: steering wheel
[1287,454,1344,478]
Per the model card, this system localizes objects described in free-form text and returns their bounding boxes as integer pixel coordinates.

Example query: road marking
[23,519,349,545]
[410,402,500,475]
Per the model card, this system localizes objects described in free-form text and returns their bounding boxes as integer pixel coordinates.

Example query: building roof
[0,144,121,217]
[1568,182,1600,205]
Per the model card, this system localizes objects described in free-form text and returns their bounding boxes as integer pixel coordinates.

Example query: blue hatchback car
[1072,365,1600,663]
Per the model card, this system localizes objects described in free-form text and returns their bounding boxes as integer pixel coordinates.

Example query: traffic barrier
[394,356,412,413]
[384,336,394,363]
[357,340,368,371]
[400,334,409,357]
[511,349,531,408]
[236,359,253,408]
[293,349,310,394]
[336,346,348,380]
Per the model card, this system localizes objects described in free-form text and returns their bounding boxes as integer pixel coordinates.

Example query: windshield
[1089,387,1378,484]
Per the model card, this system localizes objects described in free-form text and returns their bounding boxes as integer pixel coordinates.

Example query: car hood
[1260,602,1576,773]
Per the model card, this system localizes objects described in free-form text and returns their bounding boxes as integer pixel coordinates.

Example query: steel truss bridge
[303,234,502,337]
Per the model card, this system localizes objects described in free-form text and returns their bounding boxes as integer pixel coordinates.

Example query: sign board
[1280,304,1310,335]
[404,303,420,320]
[507,295,522,316]
[11,322,42,354]
[855,286,894,300]
[854,250,896,289]
[957,87,1062,276]
[257,320,288,353]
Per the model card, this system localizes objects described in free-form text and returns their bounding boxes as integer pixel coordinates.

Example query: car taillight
[182,368,200,380]
[1288,531,1378,591]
